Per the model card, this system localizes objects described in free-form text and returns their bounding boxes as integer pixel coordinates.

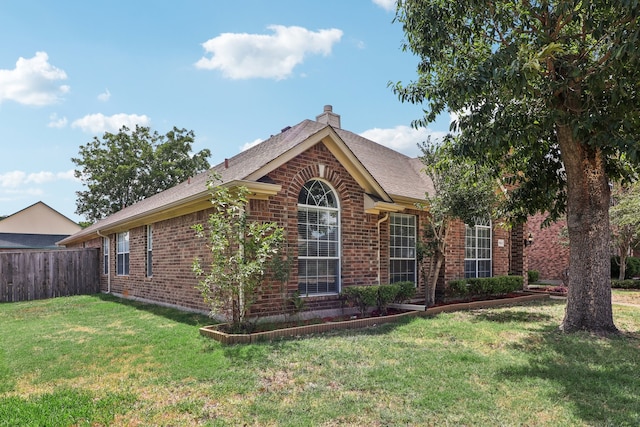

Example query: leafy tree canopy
[73,125,211,222]
[393,0,640,333]
[394,0,640,221]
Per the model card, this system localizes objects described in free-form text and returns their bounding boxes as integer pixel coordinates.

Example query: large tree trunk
[556,124,617,334]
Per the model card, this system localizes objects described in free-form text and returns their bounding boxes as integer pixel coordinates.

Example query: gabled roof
[0,201,81,235]
[59,111,433,246]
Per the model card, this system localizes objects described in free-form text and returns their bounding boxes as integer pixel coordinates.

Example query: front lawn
[0,294,638,426]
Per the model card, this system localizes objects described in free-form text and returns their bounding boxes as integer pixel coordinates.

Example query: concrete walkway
[612,301,640,309]
[549,295,640,309]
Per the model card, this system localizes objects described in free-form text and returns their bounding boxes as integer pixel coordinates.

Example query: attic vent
[281,126,291,133]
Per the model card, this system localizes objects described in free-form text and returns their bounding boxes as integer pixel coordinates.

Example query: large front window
[389,214,416,283]
[116,231,130,276]
[297,179,340,296]
[465,219,492,278]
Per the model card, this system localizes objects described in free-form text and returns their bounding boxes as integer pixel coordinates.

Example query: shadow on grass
[95,293,212,327]
[471,309,555,323]
[468,299,566,324]
[500,324,640,425]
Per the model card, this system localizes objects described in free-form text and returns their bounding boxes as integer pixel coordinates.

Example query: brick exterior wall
[441,219,514,289]
[69,140,517,317]
[527,213,569,281]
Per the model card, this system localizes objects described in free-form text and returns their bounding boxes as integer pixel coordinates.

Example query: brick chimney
[315,105,341,129]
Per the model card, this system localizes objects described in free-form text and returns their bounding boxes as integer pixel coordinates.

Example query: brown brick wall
[67,140,516,316]
[527,213,569,281]
[441,219,513,287]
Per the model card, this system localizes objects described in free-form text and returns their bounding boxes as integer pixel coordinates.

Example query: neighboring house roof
[0,201,81,235]
[59,107,434,246]
[0,233,70,250]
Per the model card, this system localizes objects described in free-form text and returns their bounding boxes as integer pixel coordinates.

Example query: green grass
[1,294,639,426]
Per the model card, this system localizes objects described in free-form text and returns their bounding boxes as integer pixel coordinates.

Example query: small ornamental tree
[419,140,497,307]
[192,173,284,331]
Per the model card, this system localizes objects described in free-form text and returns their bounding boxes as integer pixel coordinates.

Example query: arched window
[297,179,340,295]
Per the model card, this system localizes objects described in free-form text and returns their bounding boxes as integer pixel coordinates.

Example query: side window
[116,231,130,276]
[103,237,110,275]
[146,225,153,277]
[464,219,492,278]
[389,214,416,283]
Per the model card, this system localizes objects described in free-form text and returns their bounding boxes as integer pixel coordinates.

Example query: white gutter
[96,230,111,294]
[376,213,390,284]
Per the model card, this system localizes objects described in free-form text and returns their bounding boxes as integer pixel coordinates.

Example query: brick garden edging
[199,292,550,345]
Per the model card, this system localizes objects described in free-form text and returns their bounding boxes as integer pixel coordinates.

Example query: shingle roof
[59,116,433,245]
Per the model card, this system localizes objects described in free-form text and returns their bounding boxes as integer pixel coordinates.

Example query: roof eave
[58,181,282,246]
[389,194,428,211]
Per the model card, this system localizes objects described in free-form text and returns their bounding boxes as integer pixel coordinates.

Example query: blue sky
[0,0,451,223]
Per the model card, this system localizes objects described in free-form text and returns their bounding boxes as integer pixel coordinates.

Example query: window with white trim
[297,179,340,296]
[464,218,492,278]
[389,213,416,283]
[146,225,153,277]
[102,237,109,275]
[116,231,130,276]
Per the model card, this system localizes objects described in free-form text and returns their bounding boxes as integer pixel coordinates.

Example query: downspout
[96,230,111,294]
[376,213,390,284]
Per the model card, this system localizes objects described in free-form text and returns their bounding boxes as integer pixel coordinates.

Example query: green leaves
[192,174,285,328]
[395,0,640,217]
[421,140,497,227]
[72,125,211,222]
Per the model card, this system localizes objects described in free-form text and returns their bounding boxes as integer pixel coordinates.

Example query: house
[0,201,81,251]
[59,106,525,317]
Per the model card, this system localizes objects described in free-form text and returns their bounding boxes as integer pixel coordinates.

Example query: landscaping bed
[200,291,549,344]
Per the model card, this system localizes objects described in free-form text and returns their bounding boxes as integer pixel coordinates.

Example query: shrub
[393,281,416,303]
[611,256,640,279]
[377,284,399,314]
[527,270,540,283]
[611,279,640,289]
[341,283,414,316]
[341,286,379,316]
[446,275,523,300]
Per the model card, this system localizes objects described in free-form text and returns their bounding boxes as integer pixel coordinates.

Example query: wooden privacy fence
[0,249,100,303]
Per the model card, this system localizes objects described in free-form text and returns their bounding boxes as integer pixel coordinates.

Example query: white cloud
[0,52,69,106]
[47,113,68,128]
[372,0,396,11]
[195,25,343,80]
[241,138,263,152]
[0,171,27,188]
[97,89,111,102]
[360,125,447,157]
[0,169,76,188]
[71,113,151,134]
